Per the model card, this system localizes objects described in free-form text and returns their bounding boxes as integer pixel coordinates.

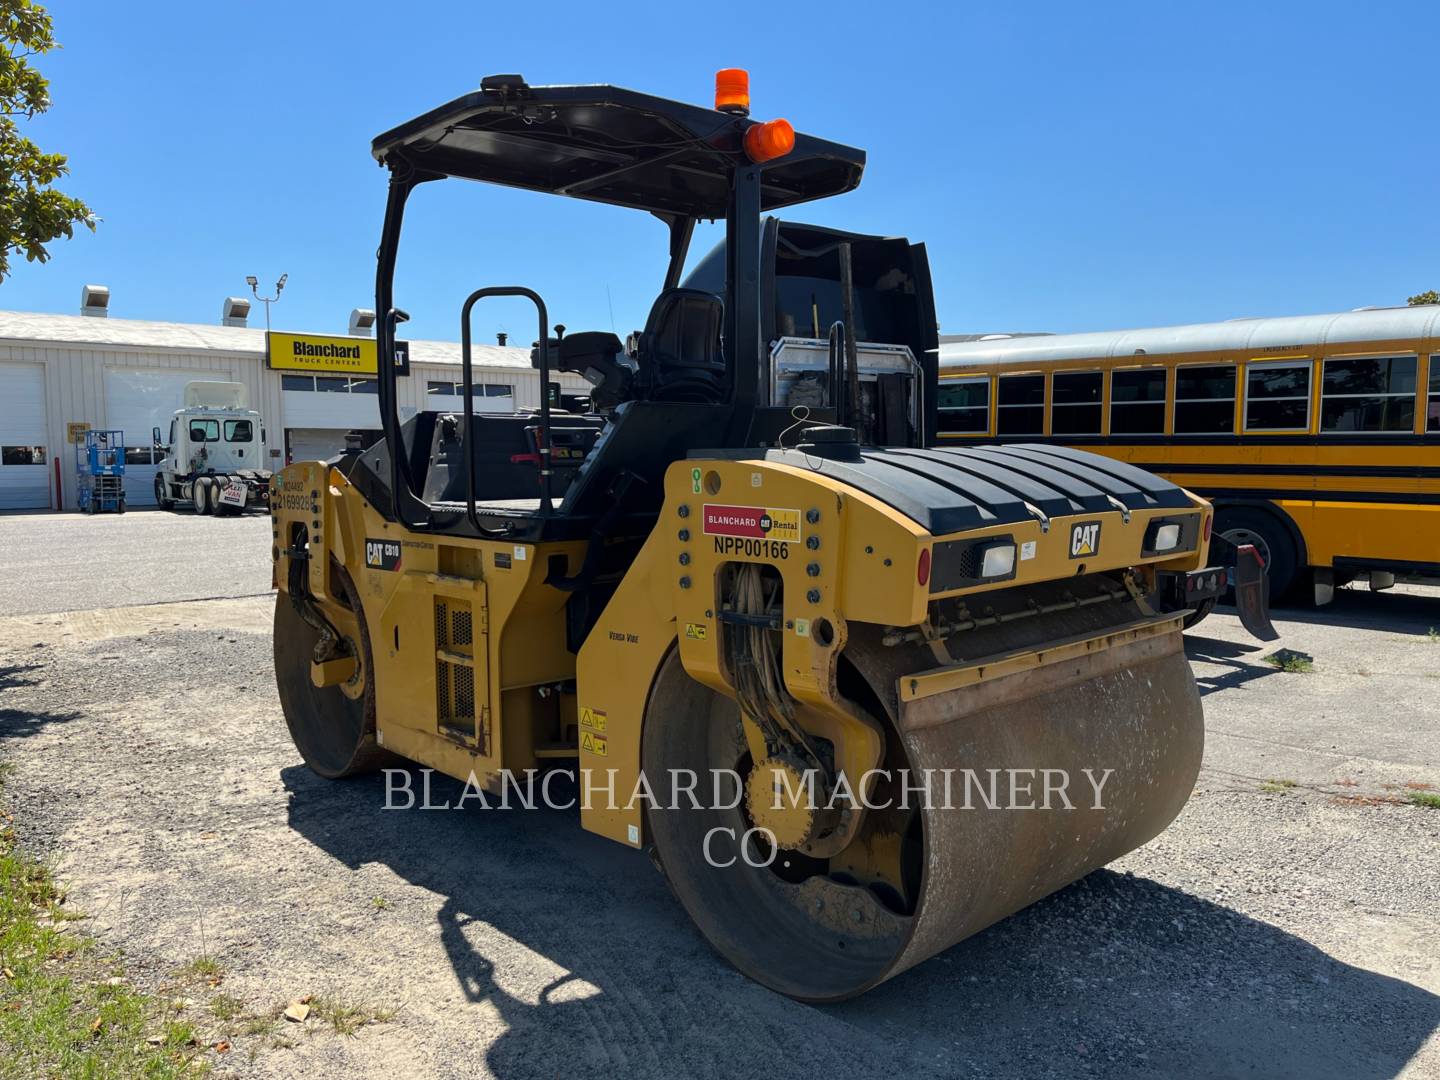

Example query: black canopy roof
[371,79,866,218]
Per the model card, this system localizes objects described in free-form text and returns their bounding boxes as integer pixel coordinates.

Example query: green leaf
[0,0,94,283]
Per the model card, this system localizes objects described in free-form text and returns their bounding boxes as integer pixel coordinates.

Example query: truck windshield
[225,419,253,442]
[189,420,219,441]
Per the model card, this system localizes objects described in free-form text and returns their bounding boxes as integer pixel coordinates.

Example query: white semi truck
[151,381,272,515]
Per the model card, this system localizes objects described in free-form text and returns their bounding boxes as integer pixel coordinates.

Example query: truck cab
[152,381,272,515]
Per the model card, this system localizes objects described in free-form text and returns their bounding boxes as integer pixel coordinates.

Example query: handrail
[460,287,553,537]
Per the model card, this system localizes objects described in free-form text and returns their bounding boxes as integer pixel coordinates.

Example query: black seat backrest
[636,288,726,403]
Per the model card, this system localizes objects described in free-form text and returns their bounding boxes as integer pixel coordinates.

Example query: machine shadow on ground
[283,764,1440,1079]
[1267,587,1440,636]
[0,664,79,741]
[1181,635,1279,698]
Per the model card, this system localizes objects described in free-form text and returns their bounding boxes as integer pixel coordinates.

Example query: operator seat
[634,288,726,403]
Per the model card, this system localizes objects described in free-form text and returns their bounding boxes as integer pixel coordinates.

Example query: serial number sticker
[684,622,707,641]
[702,504,801,544]
[711,536,790,560]
[364,538,403,571]
[513,545,528,561]
[580,730,608,756]
[579,707,607,733]
[1020,541,1037,561]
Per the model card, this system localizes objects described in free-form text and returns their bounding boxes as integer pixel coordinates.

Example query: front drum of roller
[643,632,1203,1002]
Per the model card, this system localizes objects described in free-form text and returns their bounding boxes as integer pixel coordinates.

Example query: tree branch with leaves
[0,0,93,283]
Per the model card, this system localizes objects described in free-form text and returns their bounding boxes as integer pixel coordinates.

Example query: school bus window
[1173,364,1236,434]
[1245,360,1311,432]
[937,376,990,434]
[1426,356,1439,432]
[1050,371,1102,435]
[1110,368,1166,434]
[996,373,1045,436]
[1320,356,1416,433]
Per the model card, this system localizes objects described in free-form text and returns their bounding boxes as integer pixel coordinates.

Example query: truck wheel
[192,478,211,515]
[1216,507,1298,602]
[153,475,173,510]
[213,476,241,517]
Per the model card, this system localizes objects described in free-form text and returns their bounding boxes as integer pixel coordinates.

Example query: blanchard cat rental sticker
[703,504,801,558]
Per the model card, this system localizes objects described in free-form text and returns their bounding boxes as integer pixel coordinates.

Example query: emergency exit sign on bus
[266,331,411,377]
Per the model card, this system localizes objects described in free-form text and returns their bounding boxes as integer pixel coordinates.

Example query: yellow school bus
[938,307,1440,604]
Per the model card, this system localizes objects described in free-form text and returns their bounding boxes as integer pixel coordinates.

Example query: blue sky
[4,1,1436,342]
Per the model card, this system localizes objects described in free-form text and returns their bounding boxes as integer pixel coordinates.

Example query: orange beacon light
[744,118,795,163]
[714,68,750,114]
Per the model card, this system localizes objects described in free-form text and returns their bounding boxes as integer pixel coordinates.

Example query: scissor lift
[76,429,126,514]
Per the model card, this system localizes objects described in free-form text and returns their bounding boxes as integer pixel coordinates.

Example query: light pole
[246,273,288,332]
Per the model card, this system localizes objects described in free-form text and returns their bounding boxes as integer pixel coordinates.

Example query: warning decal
[579,707,607,733]
[580,730,608,756]
[702,504,801,544]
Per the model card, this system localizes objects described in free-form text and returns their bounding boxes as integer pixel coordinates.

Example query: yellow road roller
[271,72,1272,1001]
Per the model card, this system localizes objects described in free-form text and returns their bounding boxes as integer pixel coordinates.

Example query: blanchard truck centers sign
[266,331,411,376]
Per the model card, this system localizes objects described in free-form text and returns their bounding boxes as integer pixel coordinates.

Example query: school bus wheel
[1215,506,1299,600]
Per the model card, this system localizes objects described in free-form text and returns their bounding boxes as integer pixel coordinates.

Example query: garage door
[0,362,50,510]
[105,368,228,506]
[285,428,350,464]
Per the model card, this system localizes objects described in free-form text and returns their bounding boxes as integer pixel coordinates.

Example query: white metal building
[0,305,589,511]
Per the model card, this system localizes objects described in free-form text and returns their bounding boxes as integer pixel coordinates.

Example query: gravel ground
[0,514,1436,1078]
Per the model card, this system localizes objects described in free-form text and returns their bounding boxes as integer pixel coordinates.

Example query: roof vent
[81,284,110,318]
[348,308,376,336]
[221,296,250,327]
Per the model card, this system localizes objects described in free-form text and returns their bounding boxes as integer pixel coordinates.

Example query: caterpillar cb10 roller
[271,72,1273,1001]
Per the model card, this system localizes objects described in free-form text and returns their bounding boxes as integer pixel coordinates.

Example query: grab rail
[460,286,553,535]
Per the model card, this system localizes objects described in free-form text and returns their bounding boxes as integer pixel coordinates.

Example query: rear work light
[927,536,1019,592]
[979,541,1017,579]
[1142,517,1193,557]
[1152,523,1182,552]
